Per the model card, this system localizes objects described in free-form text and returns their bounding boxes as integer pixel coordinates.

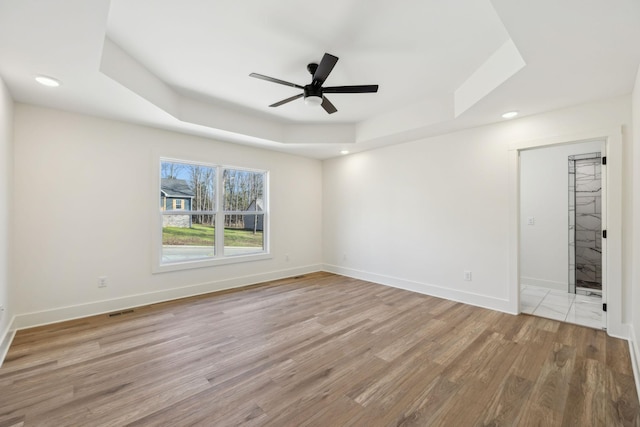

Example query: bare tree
[161,162,185,179]
[185,165,215,226]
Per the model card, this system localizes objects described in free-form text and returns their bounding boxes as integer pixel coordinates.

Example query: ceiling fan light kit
[250,52,378,114]
[304,95,323,107]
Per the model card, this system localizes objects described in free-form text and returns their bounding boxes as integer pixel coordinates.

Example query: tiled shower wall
[568,154,602,292]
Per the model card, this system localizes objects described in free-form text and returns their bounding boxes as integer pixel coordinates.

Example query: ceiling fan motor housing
[303,85,323,106]
[304,85,322,99]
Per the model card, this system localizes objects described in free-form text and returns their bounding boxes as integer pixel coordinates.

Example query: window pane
[223,169,264,211]
[224,214,264,256]
[161,161,216,212]
[157,159,268,270]
[162,214,215,263]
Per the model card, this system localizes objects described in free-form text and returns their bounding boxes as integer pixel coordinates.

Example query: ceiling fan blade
[321,96,338,114]
[312,53,338,86]
[249,73,304,89]
[269,93,303,107]
[323,85,379,94]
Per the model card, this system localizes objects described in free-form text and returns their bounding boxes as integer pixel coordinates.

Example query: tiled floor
[520,284,603,329]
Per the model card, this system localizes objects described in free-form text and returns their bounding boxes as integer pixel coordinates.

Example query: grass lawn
[163,223,262,247]
[224,227,263,247]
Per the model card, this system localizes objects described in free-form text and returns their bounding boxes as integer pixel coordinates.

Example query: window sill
[152,252,272,274]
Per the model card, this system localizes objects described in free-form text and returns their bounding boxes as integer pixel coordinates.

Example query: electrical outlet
[343,253,347,262]
[464,271,472,281]
[285,253,290,262]
[527,217,535,225]
[98,276,108,288]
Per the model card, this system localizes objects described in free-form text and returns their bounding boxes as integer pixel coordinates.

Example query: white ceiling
[0,0,639,159]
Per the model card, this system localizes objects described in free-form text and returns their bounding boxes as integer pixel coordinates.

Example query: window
[156,158,268,271]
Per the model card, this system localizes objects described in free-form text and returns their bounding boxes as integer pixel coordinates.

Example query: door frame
[507,127,626,338]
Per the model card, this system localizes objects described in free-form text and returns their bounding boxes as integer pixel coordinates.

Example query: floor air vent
[108,309,135,318]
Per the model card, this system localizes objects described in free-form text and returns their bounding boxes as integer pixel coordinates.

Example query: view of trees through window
[223,169,264,231]
[160,159,266,265]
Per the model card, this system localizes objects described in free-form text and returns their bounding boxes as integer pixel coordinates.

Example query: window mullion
[215,167,224,257]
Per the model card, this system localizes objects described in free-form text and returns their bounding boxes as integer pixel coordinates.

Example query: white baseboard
[629,325,640,404]
[520,276,566,291]
[323,264,516,314]
[0,316,16,367]
[13,264,323,331]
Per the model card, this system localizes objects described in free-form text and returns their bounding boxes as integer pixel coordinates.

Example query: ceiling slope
[0,0,638,158]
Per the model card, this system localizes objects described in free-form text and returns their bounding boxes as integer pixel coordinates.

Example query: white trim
[155,252,273,273]
[12,264,322,331]
[323,264,515,314]
[520,277,566,291]
[508,130,612,151]
[508,127,625,338]
[507,149,520,313]
[0,316,16,367]
[628,325,640,404]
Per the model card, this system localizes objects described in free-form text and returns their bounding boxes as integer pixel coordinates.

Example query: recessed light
[340,150,350,155]
[35,75,61,87]
[501,111,518,119]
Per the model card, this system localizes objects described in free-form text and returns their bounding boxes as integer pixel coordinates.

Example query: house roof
[161,178,194,198]
[246,199,263,212]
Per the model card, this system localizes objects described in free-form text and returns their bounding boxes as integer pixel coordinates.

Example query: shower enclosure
[568,153,602,295]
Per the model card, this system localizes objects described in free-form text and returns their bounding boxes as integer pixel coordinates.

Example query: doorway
[518,140,605,329]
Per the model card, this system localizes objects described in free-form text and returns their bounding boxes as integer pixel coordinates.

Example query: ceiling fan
[249,53,379,114]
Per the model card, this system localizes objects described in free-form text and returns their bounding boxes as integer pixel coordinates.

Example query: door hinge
[602,156,607,165]
[602,230,607,238]
[603,303,607,312]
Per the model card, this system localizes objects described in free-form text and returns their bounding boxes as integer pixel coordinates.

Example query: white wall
[631,65,640,389]
[323,96,632,315]
[0,77,13,360]
[520,141,603,291]
[12,105,323,327]
[4,93,637,349]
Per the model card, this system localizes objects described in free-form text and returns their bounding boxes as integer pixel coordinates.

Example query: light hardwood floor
[0,272,638,426]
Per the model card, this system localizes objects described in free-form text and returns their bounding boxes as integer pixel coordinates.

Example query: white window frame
[152,157,270,273]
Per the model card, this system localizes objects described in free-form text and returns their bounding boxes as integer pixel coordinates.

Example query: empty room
[1,0,640,425]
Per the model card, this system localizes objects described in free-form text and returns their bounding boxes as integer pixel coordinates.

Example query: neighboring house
[243,199,264,232]
[161,178,194,228]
